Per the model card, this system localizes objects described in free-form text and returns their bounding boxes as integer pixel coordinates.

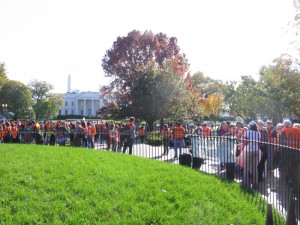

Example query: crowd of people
[0,117,142,154]
[1,117,300,190]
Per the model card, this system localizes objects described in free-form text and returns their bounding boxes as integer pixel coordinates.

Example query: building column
[92,100,94,116]
[83,99,86,116]
[76,99,79,115]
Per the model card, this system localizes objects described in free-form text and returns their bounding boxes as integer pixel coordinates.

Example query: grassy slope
[0,144,267,224]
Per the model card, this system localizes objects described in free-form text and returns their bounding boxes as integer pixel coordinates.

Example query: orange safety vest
[173,126,185,140]
[87,125,92,136]
[1,127,6,138]
[11,126,18,138]
[139,127,145,136]
[161,128,171,139]
[203,126,211,137]
[282,127,300,149]
[267,128,276,143]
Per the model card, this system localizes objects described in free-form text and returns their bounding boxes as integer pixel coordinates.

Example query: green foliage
[0,80,32,119]
[27,80,63,120]
[101,30,190,125]
[0,144,271,224]
[28,79,54,101]
[258,57,300,123]
[0,62,8,89]
[221,76,261,122]
[145,131,163,146]
[130,63,191,130]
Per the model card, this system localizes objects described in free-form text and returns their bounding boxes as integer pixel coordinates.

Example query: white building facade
[58,75,104,117]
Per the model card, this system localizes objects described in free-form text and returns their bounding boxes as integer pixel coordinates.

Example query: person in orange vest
[279,119,300,189]
[172,122,185,159]
[202,122,211,137]
[293,123,300,129]
[11,122,18,143]
[4,122,12,143]
[161,124,171,155]
[266,120,278,171]
[86,121,96,149]
[139,125,145,144]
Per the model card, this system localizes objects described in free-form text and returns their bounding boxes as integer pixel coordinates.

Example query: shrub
[145,131,162,146]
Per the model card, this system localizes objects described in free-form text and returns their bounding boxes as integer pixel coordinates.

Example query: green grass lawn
[0,144,270,224]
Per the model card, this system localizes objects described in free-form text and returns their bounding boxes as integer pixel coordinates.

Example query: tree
[33,95,63,120]
[202,93,223,122]
[191,72,222,121]
[222,76,261,122]
[28,79,54,101]
[101,30,189,114]
[0,80,32,119]
[259,56,300,123]
[0,62,8,89]
[192,72,221,98]
[128,63,191,130]
[27,80,63,119]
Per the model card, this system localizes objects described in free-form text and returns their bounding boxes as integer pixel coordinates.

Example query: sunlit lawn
[0,144,271,224]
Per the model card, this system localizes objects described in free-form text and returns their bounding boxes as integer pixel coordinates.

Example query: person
[293,123,300,129]
[57,122,67,146]
[266,120,277,171]
[273,123,284,170]
[122,117,136,155]
[139,125,145,144]
[216,121,231,170]
[191,126,204,158]
[11,122,19,143]
[202,122,211,137]
[109,123,118,152]
[241,121,261,188]
[257,120,268,182]
[172,122,185,159]
[86,122,96,149]
[279,119,300,187]
[44,121,52,145]
[161,124,171,155]
[73,121,83,147]
[236,122,246,173]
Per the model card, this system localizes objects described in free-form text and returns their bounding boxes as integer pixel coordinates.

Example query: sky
[0,0,296,93]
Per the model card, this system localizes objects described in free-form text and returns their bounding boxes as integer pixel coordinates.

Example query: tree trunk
[160,118,164,131]
[146,119,155,132]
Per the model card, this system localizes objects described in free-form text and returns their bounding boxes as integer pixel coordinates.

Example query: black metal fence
[1,130,299,224]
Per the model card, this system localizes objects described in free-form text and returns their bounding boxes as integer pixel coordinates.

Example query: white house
[58,75,104,117]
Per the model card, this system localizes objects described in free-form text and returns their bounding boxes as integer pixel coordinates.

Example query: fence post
[286,189,297,225]
[266,203,273,225]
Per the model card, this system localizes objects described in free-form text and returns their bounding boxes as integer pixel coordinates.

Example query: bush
[146,131,162,146]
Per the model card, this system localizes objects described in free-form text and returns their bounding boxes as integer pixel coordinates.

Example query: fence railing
[1,130,299,224]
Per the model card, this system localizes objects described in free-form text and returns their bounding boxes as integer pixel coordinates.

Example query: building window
[71,102,74,106]
[59,110,61,115]
[65,110,68,115]
[65,101,68,107]
[71,110,74,115]
[81,110,83,116]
